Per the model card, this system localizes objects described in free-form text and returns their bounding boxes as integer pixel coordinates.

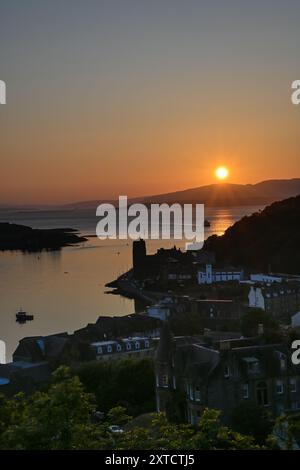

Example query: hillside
[63,178,300,209]
[203,195,300,274]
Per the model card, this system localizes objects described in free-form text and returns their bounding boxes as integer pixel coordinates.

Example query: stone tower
[132,239,146,278]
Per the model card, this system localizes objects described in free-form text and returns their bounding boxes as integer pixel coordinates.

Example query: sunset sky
[1,0,300,204]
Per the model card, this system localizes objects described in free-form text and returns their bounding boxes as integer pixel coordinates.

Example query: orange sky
[1,1,300,205]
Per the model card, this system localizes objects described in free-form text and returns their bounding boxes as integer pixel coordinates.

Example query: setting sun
[215,166,229,180]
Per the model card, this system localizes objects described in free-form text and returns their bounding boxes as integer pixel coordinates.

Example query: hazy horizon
[0,177,299,208]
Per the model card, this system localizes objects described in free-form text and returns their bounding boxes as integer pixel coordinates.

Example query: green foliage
[232,401,274,445]
[117,409,262,450]
[0,366,109,450]
[76,357,156,416]
[106,406,132,426]
[0,367,269,450]
[273,413,300,450]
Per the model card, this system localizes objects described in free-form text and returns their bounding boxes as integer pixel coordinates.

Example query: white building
[291,312,300,328]
[250,274,283,283]
[146,304,171,321]
[90,336,153,361]
[197,264,243,285]
[248,286,265,310]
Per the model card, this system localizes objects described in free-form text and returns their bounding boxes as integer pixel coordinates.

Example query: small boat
[204,219,211,227]
[16,310,34,323]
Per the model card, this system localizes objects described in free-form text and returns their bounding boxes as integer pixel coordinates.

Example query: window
[276,380,284,395]
[224,365,230,378]
[290,378,297,393]
[291,402,300,411]
[256,381,269,406]
[172,376,176,389]
[145,340,150,348]
[116,344,122,352]
[161,375,168,387]
[242,383,249,399]
[135,342,140,350]
[107,345,112,353]
[126,343,131,351]
[156,374,160,387]
[195,386,201,401]
[97,346,103,355]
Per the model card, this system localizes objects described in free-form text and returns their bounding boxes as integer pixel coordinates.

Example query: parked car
[108,425,124,434]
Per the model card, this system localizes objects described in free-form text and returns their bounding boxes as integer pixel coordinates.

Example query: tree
[117,409,263,450]
[241,308,281,339]
[0,366,110,450]
[0,368,268,450]
[232,401,274,445]
[273,413,300,450]
[76,357,156,416]
[106,406,132,426]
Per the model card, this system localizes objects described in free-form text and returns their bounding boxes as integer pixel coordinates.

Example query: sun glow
[215,166,229,180]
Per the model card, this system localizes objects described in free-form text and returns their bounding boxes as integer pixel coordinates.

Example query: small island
[0,222,87,251]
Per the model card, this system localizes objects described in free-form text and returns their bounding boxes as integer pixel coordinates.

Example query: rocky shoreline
[0,222,87,251]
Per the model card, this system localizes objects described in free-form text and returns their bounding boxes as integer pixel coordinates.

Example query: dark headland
[0,222,87,251]
[203,194,300,274]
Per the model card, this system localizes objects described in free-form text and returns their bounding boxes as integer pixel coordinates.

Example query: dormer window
[249,361,259,372]
[243,357,260,373]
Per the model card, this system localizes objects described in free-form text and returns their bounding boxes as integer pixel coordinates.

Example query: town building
[145,295,241,330]
[0,361,52,396]
[146,304,172,322]
[250,274,283,283]
[197,264,243,284]
[291,311,300,328]
[248,282,300,319]
[90,336,154,361]
[155,325,300,426]
[74,314,162,342]
[249,273,300,284]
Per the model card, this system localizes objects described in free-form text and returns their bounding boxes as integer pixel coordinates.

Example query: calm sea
[0,205,263,360]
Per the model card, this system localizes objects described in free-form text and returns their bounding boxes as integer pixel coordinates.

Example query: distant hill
[0,223,87,251]
[63,179,300,209]
[203,195,300,274]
